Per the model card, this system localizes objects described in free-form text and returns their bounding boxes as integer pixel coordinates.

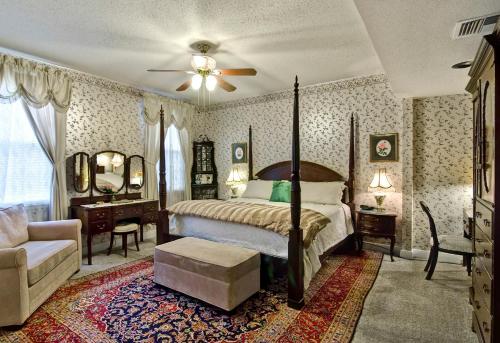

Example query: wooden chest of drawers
[71,199,159,265]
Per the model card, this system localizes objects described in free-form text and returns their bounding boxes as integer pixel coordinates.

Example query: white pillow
[241,180,274,199]
[300,181,345,205]
[0,204,29,248]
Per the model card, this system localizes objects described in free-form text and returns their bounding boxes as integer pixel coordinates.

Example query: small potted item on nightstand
[356,207,397,261]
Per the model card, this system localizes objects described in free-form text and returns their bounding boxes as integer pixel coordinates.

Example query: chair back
[420,201,439,246]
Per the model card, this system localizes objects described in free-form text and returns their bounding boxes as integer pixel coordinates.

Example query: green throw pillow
[270,180,291,203]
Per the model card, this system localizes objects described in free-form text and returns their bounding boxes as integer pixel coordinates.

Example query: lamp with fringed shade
[368,168,394,211]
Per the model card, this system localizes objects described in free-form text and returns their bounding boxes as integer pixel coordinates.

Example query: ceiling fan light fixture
[206,75,217,91]
[191,54,216,72]
[191,74,203,90]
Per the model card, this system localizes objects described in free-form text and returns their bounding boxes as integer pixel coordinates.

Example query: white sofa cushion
[0,204,29,248]
[241,180,274,199]
[18,240,77,286]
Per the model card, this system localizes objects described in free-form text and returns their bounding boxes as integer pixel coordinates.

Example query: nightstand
[356,210,397,261]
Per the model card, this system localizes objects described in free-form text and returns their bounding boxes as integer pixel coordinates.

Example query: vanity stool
[107,222,140,258]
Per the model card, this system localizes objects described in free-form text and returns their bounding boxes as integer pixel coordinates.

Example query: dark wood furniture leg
[288,76,304,310]
[466,254,472,276]
[357,234,363,253]
[122,233,128,258]
[389,237,395,262]
[87,234,92,265]
[424,249,433,272]
[107,232,115,256]
[140,224,144,242]
[156,105,170,245]
[134,231,140,251]
[426,246,438,280]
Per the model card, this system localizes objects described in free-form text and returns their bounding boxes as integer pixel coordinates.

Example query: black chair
[420,201,473,280]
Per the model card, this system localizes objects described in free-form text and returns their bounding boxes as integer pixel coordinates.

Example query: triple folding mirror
[71,151,145,193]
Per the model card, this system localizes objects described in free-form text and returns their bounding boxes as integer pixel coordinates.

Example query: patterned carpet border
[0,251,383,343]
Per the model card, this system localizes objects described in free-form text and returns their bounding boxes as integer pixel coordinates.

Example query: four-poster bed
[155,77,356,309]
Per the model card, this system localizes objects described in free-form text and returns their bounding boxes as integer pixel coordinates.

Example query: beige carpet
[73,238,157,279]
[74,245,477,342]
[352,255,477,343]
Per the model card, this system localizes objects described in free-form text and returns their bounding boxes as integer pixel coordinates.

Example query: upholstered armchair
[0,217,82,326]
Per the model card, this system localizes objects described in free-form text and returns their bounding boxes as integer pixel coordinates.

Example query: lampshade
[111,154,123,167]
[191,54,216,71]
[191,74,203,90]
[226,166,243,186]
[206,75,217,91]
[369,168,394,191]
[96,154,108,166]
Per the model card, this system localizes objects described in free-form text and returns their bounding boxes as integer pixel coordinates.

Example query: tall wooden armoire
[467,20,499,343]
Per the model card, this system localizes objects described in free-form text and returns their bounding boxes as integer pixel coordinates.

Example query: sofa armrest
[0,247,29,326]
[0,247,27,270]
[28,219,82,242]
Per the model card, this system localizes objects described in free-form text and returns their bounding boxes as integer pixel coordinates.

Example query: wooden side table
[356,210,397,261]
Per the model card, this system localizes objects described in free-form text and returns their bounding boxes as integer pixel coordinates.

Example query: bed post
[288,76,304,309]
[157,104,170,244]
[347,113,355,219]
[248,125,253,180]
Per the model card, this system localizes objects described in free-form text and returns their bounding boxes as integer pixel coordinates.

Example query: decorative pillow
[241,180,274,199]
[0,204,29,248]
[270,181,291,203]
[300,181,345,205]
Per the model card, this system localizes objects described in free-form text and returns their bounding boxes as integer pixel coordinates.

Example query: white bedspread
[170,197,354,288]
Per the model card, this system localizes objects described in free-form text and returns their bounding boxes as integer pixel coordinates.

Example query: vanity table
[71,194,158,265]
[69,150,153,265]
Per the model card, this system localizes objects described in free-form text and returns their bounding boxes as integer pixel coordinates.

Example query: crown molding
[66,69,144,97]
[201,74,388,112]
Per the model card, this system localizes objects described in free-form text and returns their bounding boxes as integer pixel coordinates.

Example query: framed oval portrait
[231,143,247,164]
[370,133,398,162]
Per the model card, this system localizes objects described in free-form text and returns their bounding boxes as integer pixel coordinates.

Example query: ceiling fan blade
[176,79,192,91]
[216,68,257,76]
[216,76,237,92]
[147,69,194,74]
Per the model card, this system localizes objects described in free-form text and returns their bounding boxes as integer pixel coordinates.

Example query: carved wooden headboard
[255,160,345,182]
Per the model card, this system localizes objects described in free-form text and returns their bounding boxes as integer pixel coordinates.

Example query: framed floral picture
[369,133,399,162]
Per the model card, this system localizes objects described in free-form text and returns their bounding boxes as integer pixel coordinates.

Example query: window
[0,100,52,205]
[157,124,186,205]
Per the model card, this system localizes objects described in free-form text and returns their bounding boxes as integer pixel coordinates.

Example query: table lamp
[226,166,243,197]
[368,168,394,211]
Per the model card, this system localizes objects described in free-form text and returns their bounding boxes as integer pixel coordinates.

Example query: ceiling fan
[147,42,257,93]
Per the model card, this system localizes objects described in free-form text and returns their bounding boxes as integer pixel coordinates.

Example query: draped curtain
[142,93,194,205]
[0,54,72,220]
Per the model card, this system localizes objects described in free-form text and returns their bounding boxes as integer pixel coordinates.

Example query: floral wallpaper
[194,75,405,245]
[65,74,145,199]
[412,94,473,249]
[63,71,148,249]
[194,76,473,252]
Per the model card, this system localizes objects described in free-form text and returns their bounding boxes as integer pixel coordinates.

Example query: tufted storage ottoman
[154,237,260,311]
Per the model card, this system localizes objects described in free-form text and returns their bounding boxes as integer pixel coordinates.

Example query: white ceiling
[0,1,498,103]
[0,0,382,104]
[354,0,500,98]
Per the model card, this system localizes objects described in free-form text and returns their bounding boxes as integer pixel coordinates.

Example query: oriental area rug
[0,251,382,343]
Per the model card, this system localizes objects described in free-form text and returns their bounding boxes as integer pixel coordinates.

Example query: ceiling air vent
[452,13,500,39]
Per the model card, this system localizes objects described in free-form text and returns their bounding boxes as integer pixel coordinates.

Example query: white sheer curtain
[0,53,72,220]
[23,102,68,220]
[163,124,186,206]
[144,122,160,201]
[0,100,52,213]
[142,93,194,205]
